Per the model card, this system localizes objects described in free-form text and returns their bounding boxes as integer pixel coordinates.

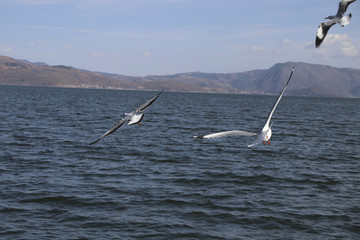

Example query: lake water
[0,85,359,239]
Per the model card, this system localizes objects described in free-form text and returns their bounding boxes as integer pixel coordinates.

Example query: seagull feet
[262,141,271,145]
[137,122,141,126]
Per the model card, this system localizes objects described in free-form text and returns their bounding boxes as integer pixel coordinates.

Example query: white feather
[195,130,256,139]
[317,25,324,39]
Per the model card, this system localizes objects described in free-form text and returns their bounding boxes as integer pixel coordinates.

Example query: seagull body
[316,0,356,48]
[194,67,295,148]
[89,89,163,145]
[126,112,144,125]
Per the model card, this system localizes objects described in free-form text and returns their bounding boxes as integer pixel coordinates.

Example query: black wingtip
[89,138,101,145]
[154,88,164,98]
[193,135,205,139]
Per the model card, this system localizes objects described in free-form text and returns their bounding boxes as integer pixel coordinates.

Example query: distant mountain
[1,55,360,98]
[0,55,137,90]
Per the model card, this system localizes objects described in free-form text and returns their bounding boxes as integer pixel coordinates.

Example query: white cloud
[305,41,314,49]
[64,45,75,49]
[26,43,45,47]
[341,43,359,57]
[3,47,13,53]
[91,52,102,58]
[316,34,360,58]
[250,46,264,52]
[281,38,293,45]
[91,51,118,59]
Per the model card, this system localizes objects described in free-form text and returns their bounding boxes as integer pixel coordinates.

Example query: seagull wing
[89,117,127,145]
[194,130,256,139]
[261,66,295,131]
[316,20,336,48]
[135,89,164,113]
[337,0,356,17]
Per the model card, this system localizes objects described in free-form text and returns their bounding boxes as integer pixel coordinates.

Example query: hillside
[0,55,137,90]
[1,55,360,97]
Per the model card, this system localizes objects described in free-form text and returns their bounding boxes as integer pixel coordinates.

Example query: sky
[0,0,359,76]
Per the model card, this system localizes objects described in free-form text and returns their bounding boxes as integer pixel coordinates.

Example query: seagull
[89,89,164,145]
[316,0,356,48]
[194,67,295,148]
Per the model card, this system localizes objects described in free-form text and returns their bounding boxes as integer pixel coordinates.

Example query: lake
[0,85,359,239]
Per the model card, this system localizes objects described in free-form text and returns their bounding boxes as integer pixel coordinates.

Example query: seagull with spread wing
[90,89,164,145]
[194,67,295,148]
[316,0,356,48]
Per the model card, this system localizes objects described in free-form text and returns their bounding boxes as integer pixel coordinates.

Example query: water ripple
[0,86,359,239]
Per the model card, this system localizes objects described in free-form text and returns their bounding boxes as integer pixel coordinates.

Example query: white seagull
[90,89,164,145]
[316,0,356,48]
[194,67,295,148]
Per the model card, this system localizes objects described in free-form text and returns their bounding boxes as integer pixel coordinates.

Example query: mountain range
[1,55,360,98]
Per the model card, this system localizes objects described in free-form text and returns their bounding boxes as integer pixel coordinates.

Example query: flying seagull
[89,89,164,145]
[194,67,295,148]
[316,0,356,48]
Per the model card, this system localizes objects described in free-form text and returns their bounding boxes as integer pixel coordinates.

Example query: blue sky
[0,0,359,76]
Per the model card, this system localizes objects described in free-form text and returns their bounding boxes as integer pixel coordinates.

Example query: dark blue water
[1,85,359,239]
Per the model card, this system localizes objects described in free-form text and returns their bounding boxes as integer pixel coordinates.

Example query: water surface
[0,86,359,239]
